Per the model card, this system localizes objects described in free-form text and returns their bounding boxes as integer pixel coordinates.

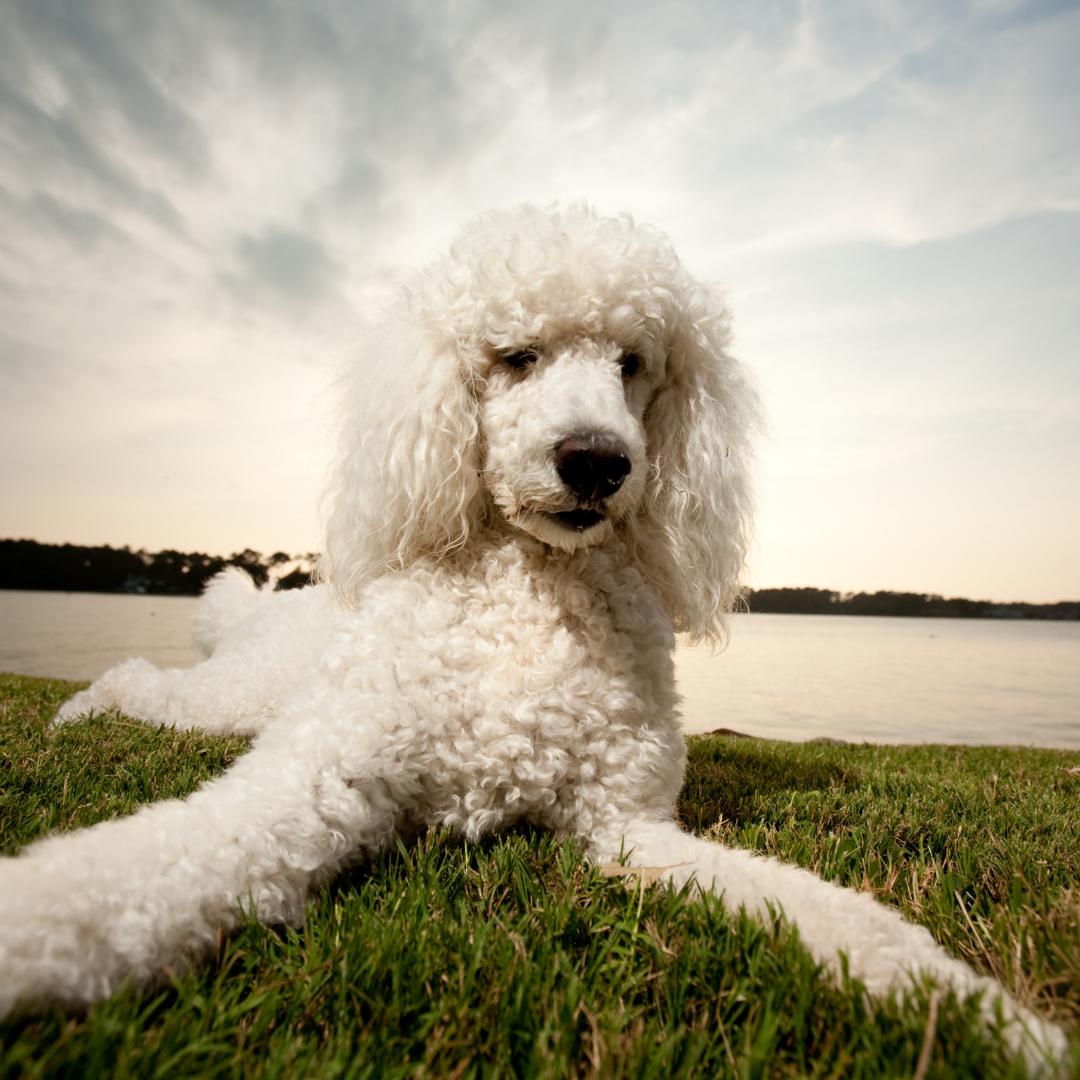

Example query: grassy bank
[1,673,1078,1078]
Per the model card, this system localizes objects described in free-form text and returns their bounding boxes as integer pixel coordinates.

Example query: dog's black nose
[554,433,631,501]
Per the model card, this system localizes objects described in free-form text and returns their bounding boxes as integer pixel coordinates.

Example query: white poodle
[0,206,1065,1070]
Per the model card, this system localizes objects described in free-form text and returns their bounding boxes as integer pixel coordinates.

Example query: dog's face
[431,210,679,551]
[479,332,664,551]
[326,204,755,642]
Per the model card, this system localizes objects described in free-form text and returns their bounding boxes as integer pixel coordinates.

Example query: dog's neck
[438,518,671,636]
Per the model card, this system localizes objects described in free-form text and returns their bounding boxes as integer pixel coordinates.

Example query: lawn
[1,672,1078,1078]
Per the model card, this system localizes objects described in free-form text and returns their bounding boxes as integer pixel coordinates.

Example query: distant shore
[2,539,1077,619]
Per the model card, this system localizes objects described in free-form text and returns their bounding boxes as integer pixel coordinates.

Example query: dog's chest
[353,541,681,830]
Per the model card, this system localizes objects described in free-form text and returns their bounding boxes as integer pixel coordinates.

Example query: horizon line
[1,537,1077,609]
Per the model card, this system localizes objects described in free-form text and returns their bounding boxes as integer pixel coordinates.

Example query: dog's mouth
[551,508,606,531]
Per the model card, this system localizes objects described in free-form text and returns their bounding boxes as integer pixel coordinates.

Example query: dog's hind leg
[0,694,401,1019]
[589,817,1066,1074]
[53,587,335,734]
[53,654,295,734]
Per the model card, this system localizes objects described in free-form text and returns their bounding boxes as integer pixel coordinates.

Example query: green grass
[1,672,1078,1078]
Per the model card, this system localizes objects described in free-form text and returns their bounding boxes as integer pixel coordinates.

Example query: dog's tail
[192,567,265,656]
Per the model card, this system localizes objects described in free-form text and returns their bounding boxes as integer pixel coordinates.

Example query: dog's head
[323,205,759,643]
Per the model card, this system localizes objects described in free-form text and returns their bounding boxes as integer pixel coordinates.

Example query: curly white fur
[0,206,1064,1072]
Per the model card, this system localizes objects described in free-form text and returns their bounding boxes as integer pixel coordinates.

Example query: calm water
[1,590,1077,748]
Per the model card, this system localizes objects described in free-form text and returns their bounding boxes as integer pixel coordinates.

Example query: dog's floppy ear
[629,283,759,646]
[320,306,485,606]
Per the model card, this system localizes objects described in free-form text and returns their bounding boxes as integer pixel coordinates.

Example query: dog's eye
[501,349,539,370]
[621,352,641,378]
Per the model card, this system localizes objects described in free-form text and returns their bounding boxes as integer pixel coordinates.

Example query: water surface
[678,613,1079,747]
[1,590,1077,748]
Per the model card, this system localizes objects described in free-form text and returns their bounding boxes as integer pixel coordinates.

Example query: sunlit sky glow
[1,0,1078,601]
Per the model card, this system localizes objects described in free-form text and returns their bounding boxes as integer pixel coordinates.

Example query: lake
[1,589,1077,748]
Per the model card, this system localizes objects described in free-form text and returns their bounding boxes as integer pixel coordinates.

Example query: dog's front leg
[0,702,400,1020]
[588,816,1065,1073]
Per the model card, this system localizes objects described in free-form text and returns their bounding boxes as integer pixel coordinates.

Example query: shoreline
[1,582,1078,621]
[4,673,1079,755]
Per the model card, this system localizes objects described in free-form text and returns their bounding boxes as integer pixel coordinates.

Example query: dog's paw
[1007,1010,1069,1078]
[984,996,1070,1078]
[52,689,103,726]
[51,659,155,727]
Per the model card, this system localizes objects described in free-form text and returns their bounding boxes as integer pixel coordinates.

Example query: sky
[1,0,1078,602]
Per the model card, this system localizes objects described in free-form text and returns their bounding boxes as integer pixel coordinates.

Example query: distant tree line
[744,586,1078,621]
[1,541,1075,618]
[0,540,316,596]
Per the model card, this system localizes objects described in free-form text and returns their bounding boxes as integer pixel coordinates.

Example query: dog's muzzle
[551,432,631,531]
